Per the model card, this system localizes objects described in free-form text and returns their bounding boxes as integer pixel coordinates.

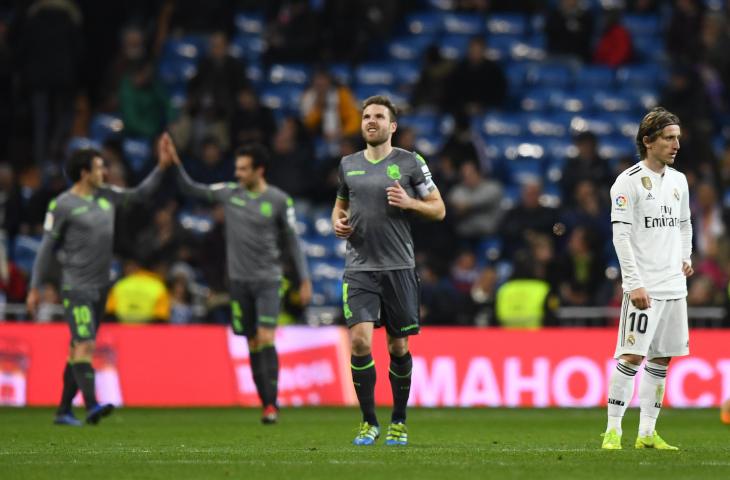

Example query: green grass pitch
[1,407,728,479]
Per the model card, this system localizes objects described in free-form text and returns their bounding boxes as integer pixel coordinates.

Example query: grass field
[1,407,728,480]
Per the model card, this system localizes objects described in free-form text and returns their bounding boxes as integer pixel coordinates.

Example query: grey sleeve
[175,164,230,202]
[411,152,437,198]
[105,166,165,206]
[280,197,310,281]
[336,162,349,200]
[30,202,68,289]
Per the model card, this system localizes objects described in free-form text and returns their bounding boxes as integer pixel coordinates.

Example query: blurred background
[1,0,730,331]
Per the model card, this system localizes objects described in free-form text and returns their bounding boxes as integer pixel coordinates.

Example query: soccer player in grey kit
[160,133,311,424]
[332,96,445,446]
[27,146,170,426]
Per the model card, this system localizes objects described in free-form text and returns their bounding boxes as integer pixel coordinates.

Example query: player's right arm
[161,133,231,203]
[610,175,650,309]
[27,198,68,316]
[332,162,352,239]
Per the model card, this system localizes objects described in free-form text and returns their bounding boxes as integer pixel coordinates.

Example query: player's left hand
[386,181,413,210]
[682,261,694,277]
[299,280,312,306]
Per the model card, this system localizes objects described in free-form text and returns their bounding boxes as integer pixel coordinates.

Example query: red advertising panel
[0,324,728,407]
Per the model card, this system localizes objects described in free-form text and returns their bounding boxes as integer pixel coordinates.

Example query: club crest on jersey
[614,194,628,210]
[386,164,401,180]
[627,334,635,346]
[673,188,680,201]
[641,177,652,190]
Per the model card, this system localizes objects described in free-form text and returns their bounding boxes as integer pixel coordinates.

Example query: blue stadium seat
[545,155,567,184]
[353,85,408,107]
[526,114,570,138]
[259,84,304,112]
[328,63,353,85]
[543,138,576,162]
[443,13,485,35]
[246,63,264,86]
[487,35,520,61]
[162,36,205,62]
[723,188,730,209]
[398,113,441,136]
[548,90,594,113]
[526,63,573,88]
[311,278,342,307]
[505,137,547,161]
[309,259,344,281]
[158,57,198,88]
[612,115,641,140]
[66,137,102,155]
[302,235,342,259]
[625,87,660,110]
[481,135,519,164]
[504,62,531,92]
[393,61,421,86]
[122,138,152,174]
[481,112,526,137]
[405,12,445,35]
[508,35,547,62]
[415,134,445,157]
[632,34,666,63]
[233,11,265,35]
[622,14,661,37]
[599,136,636,160]
[388,35,434,61]
[503,157,544,185]
[438,34,471,60]
[229,34,264,61]
[89,113,124,142]
[593,90,637,113]
[616,64,667,88]
[574,65,615,89]
[268,63,311,86]
[477,236,503,262]
[486,13,528,36]
[12,235,41,275]
[520,87,552,112]
[178,211,214,236]
[167,84,187,112]
[355,62,397,86]
[569,115,615,136]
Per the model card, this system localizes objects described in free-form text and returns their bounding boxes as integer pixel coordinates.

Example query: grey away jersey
[31,168,164,289]
[336,148,437,271]
[176,165,309,282]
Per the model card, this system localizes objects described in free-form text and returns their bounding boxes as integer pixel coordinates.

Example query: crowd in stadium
[1,0,730,327]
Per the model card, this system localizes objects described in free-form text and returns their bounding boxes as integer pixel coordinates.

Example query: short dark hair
[636,107,681,159]
[362,95,398,122]
[234,144,269,170]
[65,148,101,182]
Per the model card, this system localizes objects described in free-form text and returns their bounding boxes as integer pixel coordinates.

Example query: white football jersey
[610,162,691,299]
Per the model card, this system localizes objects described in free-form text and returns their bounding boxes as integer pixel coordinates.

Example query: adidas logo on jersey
[646,193,654,200]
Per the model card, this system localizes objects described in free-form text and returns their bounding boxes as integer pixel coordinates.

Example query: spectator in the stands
[411,45,454,111]
[545,0,595,62]
[264,0,321,64]
[230,86,277,150]
[176,31,249,154]
[444,36,507,116]
[300,69,360,145]
[553,226,609,306]
[593,8,633,67]
[119,61,172,139]
[500,178,560,259]
[268,116,316,199]
[667,0,704,65]
[448,160,504,243]
[17,0,84,163]
[559,131,612,207]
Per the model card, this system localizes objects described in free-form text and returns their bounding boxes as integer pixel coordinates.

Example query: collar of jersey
[364,149,394,164]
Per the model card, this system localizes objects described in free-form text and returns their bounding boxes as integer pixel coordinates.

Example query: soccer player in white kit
[602,107,694,450]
